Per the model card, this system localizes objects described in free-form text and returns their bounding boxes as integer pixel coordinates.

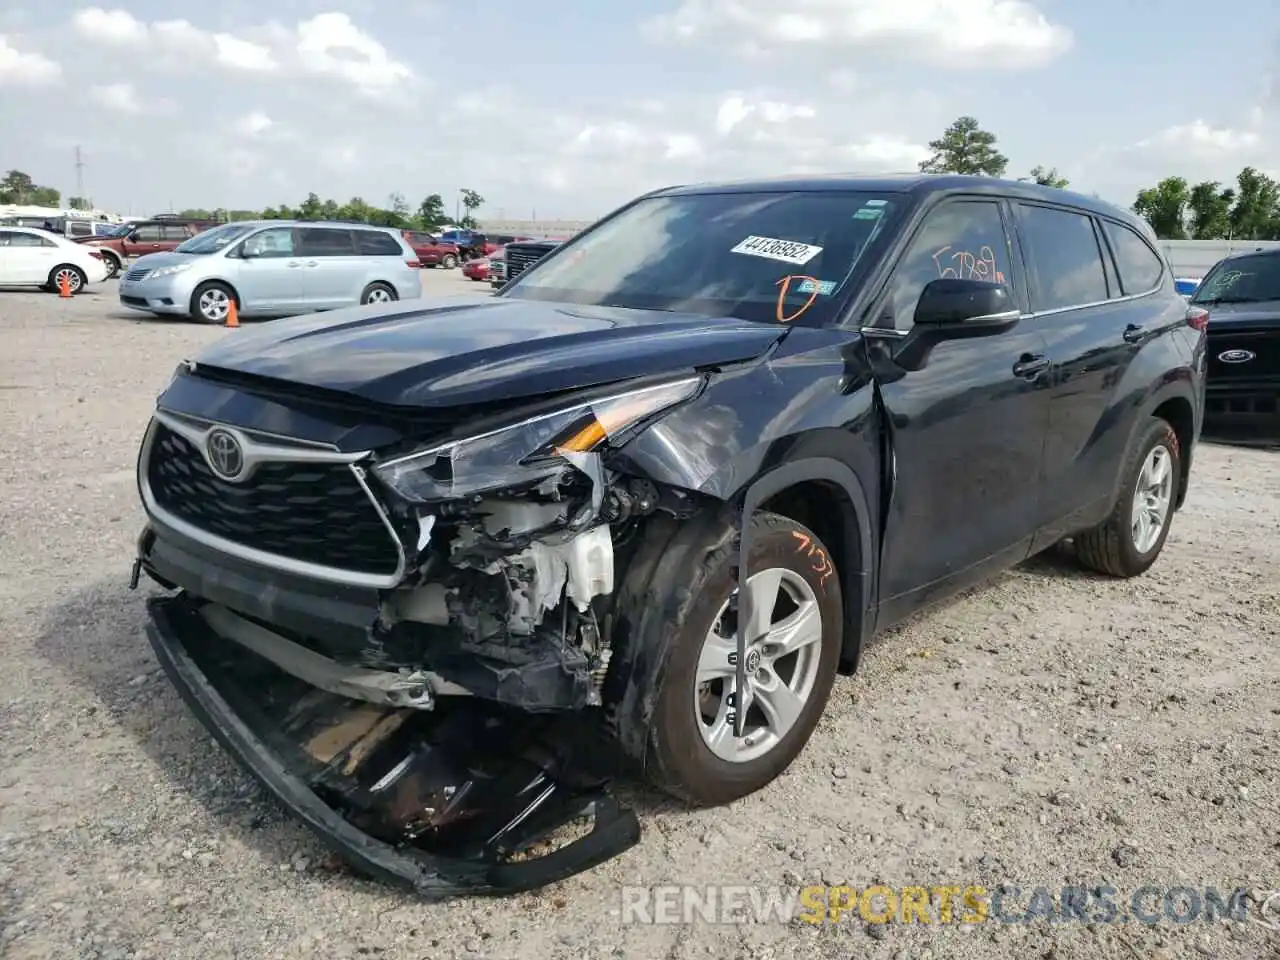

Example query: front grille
[145,422,400,576]
[125,267,150,281]
[121,295,148,307]
[1206,328,1280,381]
[503,244,554,282]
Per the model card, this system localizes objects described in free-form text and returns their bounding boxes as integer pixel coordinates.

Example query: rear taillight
[1186,306,1209,331]
[405,259,421,269]
[88,251,104,260]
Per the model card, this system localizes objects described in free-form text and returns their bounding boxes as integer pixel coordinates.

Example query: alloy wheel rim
[694,567,823,764]
[200,289,229,320]
[56,269,81,292]
[1131,445,1173,553]
[367,288,392,303]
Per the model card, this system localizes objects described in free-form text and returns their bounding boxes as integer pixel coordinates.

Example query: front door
[234,227,305,314]
[866,197,1052,620]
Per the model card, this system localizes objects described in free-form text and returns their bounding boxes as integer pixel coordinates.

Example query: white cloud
[643,0,1071,69]
[0,33,60,84]
[69,8,410,94]
[88,81,141,112]
[233,110,274,137]
[71,7,146,44]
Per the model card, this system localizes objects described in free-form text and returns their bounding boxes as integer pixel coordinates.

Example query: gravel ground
[1,272,1277,960]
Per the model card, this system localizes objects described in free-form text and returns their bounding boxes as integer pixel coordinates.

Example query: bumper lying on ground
[143,592,641,898]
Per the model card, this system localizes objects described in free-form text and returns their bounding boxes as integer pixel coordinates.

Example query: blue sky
[0,0,1275,220]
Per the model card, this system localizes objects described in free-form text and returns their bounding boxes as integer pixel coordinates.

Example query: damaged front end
[133,376,706,895]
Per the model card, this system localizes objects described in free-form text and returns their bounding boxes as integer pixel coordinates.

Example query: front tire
[102,254,121,279]
[360,282,397,305]
[638,511,843,806]
[441,254,458,269]
[189,281,236,324]
[1074,416,1181,577]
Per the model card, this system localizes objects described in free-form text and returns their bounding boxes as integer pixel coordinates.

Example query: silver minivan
[117,220,423,323]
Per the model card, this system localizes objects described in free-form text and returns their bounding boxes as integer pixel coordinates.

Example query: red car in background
[402,231,461,268]
[462,253,494,282]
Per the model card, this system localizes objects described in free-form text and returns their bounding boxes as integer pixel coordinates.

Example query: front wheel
[1074,416,1182,577]
[441,254,458,269]
[189,281,236,324]
[638,511,843,806]
[102,254,121,279]
[360,282,397,305]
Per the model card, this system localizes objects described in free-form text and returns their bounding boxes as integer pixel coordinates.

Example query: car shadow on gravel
[35,578,682,886]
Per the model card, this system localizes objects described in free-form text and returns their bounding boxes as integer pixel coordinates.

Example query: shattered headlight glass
[373,377,703,503]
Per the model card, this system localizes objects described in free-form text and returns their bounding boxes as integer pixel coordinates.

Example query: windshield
[175,223,255,254]
[1191,253,1280,304]
[500,190,903,325]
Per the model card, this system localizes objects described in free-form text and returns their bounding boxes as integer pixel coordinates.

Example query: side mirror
[913,278,1018,330]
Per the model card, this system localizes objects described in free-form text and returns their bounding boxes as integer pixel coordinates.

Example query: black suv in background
[132,174,1204,896]
[1189,247,1280,437]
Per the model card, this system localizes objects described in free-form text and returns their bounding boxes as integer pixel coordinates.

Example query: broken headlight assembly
[373,377,703,503]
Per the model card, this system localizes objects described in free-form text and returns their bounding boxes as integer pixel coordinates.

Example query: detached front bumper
[143,591,641,898]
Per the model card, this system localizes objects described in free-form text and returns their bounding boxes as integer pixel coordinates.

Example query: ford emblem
[1217,349,1256,364]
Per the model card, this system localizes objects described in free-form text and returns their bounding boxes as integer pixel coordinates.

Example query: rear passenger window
[1102,221,1164,295]
[353,230,401,256]
[1017,205,1108,311]
[298,228,356,256]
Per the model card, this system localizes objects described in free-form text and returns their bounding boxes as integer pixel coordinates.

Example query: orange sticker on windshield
[775,274,821,323]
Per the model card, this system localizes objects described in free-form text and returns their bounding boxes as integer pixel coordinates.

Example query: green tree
[68,196,92,210]
[1228,167,1280,240]
[0,170,36,203]
[919,117,1008,177]
[1029,166,1069,188]
[1187,181,1234,239]
[416,193,448,231]
[457,188,485,228]
[298,192,324,221]
[1133,177,1189,239]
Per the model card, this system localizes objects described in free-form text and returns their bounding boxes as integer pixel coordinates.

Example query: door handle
[287,261,302,267]
[1012,353,1050,379]
[1122,323,1145,343]
[305,260,319,267]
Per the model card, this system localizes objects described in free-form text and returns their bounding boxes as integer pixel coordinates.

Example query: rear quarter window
[1102,221,1164,295]
[354,230,403,256]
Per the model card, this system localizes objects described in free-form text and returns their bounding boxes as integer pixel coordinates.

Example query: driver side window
[241,227,296,258]
[881,200,1013,331]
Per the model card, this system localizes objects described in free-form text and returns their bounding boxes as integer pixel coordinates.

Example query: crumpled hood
[190,296,788,408]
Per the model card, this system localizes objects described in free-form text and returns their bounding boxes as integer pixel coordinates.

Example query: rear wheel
[637,511,843,806]
[361,282,397,305]
[47,264,86,294]
[1074,416,1181,577]
[190,281,236,324]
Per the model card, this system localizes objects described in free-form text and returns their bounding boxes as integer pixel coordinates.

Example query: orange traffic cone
[225,298,239,328]
[58,273,72,298]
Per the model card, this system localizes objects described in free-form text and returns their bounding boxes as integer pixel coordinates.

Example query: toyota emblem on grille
[206,429,245,479]
[1217,349,1256,364]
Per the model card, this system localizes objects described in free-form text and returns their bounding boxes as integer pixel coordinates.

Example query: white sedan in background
[0,226,110,294]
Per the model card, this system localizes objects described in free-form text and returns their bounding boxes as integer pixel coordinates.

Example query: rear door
[296,227,364,308]
[869,196,1052,617]
[1016,204,1167,549]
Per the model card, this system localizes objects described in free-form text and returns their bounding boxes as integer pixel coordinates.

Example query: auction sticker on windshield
[730,236,823,265]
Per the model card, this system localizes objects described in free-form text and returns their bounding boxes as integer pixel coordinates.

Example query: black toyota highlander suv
[132,174,1206,896]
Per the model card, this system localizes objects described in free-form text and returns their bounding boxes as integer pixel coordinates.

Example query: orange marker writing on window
[775,275,821,323]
